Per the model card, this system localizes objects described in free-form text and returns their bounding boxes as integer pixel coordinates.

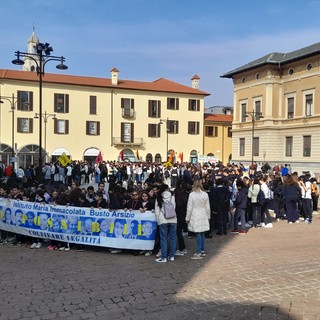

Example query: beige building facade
[203,114,232,164]
[0,69,208,167]
[222,42,320,175]
[0,32,210,168]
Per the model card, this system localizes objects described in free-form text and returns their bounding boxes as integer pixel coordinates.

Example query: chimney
[110,67,119,85]
[191,74,200,89]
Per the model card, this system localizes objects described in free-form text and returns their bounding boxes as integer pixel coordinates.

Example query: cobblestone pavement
[1,215,320,320]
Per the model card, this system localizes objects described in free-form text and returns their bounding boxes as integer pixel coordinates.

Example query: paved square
[1,216,320,320]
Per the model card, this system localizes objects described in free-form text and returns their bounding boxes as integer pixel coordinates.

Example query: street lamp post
[12,42,67,168]
[34,111,56,163]
[245,110,264,165]
[159,117,169,161]
[0,93,17,168]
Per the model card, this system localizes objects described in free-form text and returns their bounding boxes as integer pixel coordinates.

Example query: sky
[1,0,320,107]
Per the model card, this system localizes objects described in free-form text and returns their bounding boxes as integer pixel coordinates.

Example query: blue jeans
[159,223,177,259]
[195,232,205,254]
[234,208,246,230]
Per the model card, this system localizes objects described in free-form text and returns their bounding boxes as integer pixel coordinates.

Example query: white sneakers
[30,242,41,249]
[155,257,167,263]
[191,253,203,260]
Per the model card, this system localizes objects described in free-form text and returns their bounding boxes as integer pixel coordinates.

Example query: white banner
[0,199,157,250]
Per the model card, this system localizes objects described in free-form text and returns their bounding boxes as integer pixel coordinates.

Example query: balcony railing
[112,137,144,146]
[122,108,135,118]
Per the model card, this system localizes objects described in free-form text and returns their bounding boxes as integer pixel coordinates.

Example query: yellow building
[222,42,320,175]
[0,33,209,168]
[203,113,233,164]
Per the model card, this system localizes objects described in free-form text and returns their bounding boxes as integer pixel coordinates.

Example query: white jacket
[154,190,177,225]
[186,190,210,233]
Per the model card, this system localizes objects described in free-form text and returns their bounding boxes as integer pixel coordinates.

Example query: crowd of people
[0,159,319,263]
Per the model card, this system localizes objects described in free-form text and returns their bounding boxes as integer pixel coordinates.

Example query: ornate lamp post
[34,111,56,163]
[245,110,264,165]
[159,117,169,161]
[0,93,17,167]
[12,42,67,167]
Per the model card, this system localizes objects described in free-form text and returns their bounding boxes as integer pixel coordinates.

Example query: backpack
[257,188,266,206]
[162,196,176,219]
[311,183,319,198]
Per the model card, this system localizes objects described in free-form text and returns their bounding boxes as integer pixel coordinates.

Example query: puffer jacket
[154,190,177,225]
[186,190,210,233]
[248,184,260,203]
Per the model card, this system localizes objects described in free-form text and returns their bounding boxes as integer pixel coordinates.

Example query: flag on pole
[168,150,175,163]
[177,152,183,163]
[136,149,140,160]
[95,151,103,164]
[120,150,124,161]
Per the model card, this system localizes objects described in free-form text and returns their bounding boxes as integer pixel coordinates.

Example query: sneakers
[182,248,188,254]
[64,246,71,251]
[144,251,153,256]
[191,253,203,260]
[110,249,122,254]
[30,242,37,249]
[230,229,239,234]
[260,222,266,227]
[59,246,66,251]
[238,230,247,235]
[168,256,175,262]
[201,251,207,257]
[155,257,167,263]
[245,223,251,228]
[264,223,273,228]
[295,220,300,224]
[155,250,162,258]
[0,239,7,244]
[174,250,185,256]
[35,242,42,249]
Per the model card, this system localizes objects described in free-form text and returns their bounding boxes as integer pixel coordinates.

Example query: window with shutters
[121,122,134,143]
[188,121,200,135]
[188,99,200,111]
[287,97,294,118]
[121,98,134,117]
[17,91,33,111]
[253,137,259,156]
[17,118,33,133]
[303,135,311,157]
[305,94,313,117]
[54,93,69,113]
[54,119,69,134]
[286,137,293,157]
[148,100,161,118]
[205,126,218,137]
[167,120,178,134]
[86,121,100,136]
[89,96,97,115]
[227,127,232,137]
[254,100,261,120]
[167,98,179,110]
[148,123,161,137]
[239,138,245,156]
[241,103,247,122]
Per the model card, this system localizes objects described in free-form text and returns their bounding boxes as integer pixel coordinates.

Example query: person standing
[186,179,210,260]
[154,184,177,263]
[282,174,301,223]
[299,173,313,223]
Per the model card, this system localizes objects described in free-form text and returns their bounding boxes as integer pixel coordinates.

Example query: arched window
[146,153,153,162]
[155,153,162,163]
[190,150,198,163]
